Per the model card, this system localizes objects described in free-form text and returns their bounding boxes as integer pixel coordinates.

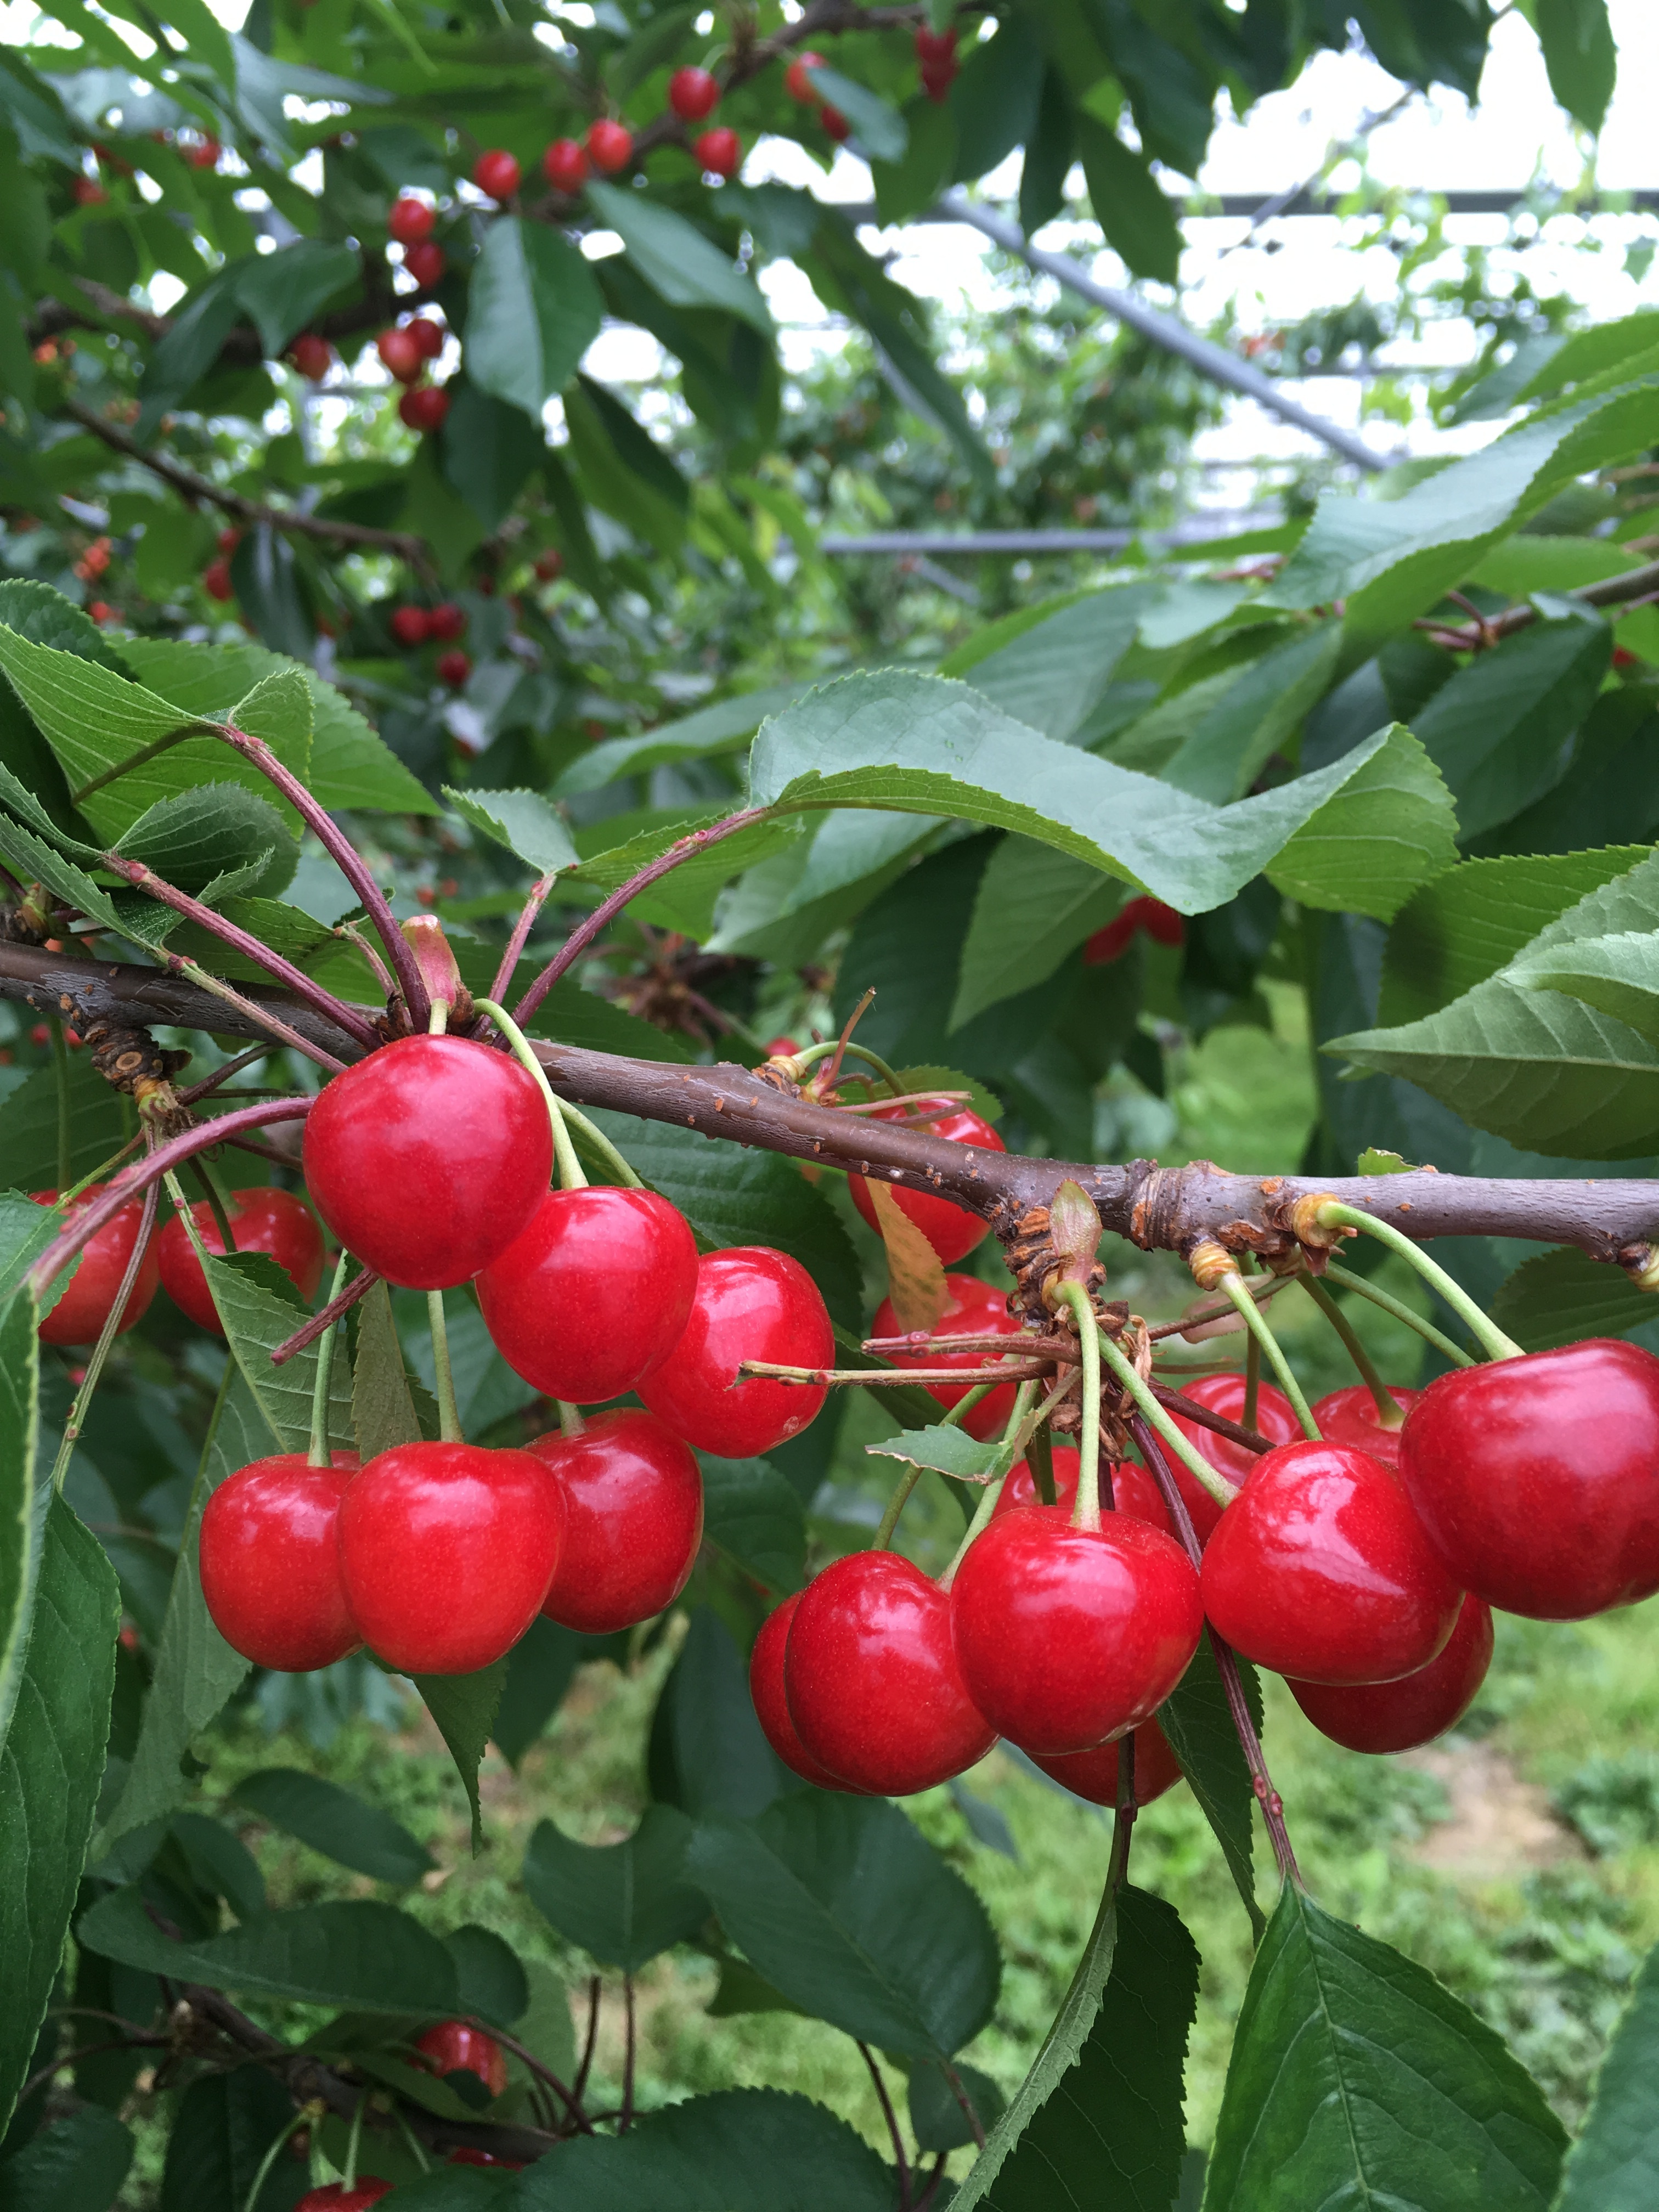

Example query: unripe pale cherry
[1027,1717,1184,1807]
[640,1247,833,1457]
[847,1101,1005,1263]
[157,1187,324,1333]
[530,1409,702,1634]
[875,1271,1023,1441]
[31,1186,159,1347]
[1289,1593,1493,1754]
[200,1452,360,1672]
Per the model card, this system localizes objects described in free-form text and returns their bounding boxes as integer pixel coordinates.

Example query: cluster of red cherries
[387,597,471,689]
[294,2020,517,2200]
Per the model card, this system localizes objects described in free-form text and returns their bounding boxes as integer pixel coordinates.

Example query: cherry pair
[31,1184,158,1347]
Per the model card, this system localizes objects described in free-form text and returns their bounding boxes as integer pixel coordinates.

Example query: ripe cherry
[530,1408,701,1633]
[693,127,741,178]
[390,604,431,647]
[1083,896,1186,966]
[749,1593,851,1789]
[919,60,957,102]
[848,1102,1005,1264]
[407,315,445,360]
[337,1441,564,1674]
[426,601,465,641]
[534,549,564,581]
[376,325,424,383]
[185,137,221,170]
[586,120,634,174]
[399,385,450,434]
[472,148,522,200]
[71,174,108,205]
[296,2185,391,2210]
[785,1551,995,1795]
[951,1506,1201,1753]
[403,237,447,287]
[1312,1384,1418,1469]
[388,194,435,244]
[1163,1370,1299,1543]
[820,104,851,143]
[992,1444,1172,1538]
[200,1452,360,1672]
[287,332,332,381]
[203,557,234,602]
[478,1187,698,1403]
[640,1246,833,1457]
[303,1034,552,1290]
[1201,1439,1464,1685]
[1289,1593,1493,1754]
[1398,1340,1659,1620]
[31,1186,159,1347]
[157,1187,324,1333]
[1028,1717,1183,1807]
[415,2021,507,2097]
[669,65,721,120]
[914,25,958,63]
[543,137,589,191]
[874,1271,1023,1441]
[437,649,471,687]
[784,50,824,100]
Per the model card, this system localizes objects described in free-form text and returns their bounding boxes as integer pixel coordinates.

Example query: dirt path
[1407,1740,1584,1879]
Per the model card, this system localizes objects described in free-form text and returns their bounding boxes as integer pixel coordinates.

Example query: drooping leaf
[1156,1634,1265,1940]
[410,1662,506,1857]
[0,1047,132,1193]
[1534,0,1617,135]
[652,1606,798,1822]
[445,1923,529,2029]
[0,1292,40,1753]
[202,1249,352,1453]
[231,236,358,358]
[1488,1245,1659,1354]
[909,2058,1006,2154]
[1163,624,1344,803]
[466,217,603,422]
[522,1805,709,1973]
[353,1277,425,1460]
[1553,1928,1659,2208]
[952,837,1125,1029]
[586,183,773,336]
[493,1616,613,1771]
[1075,112,1182,285]
[228,1768,433,1886]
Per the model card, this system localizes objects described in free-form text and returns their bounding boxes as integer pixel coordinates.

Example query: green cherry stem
[1096,1324,1238,1511]
[241,2108,311,2212]
[556,1099,643,1188]
[307,1250,352,1468]
[937,1379,1041,1587]
[1299,1268,1402,1425]
[558,1399,585,1438]
[47,1169,161,1495]
[1052,1283,1103,1531]
[1313,1201,1522,1362]
[473,997,588,1192]
[1322,1260,1476,1368]
[427,1290,462,1444]
[1216,1272,1318,1438]
[783,1038,905,1096]
[871,1374,1002,1548]
[1242,1329,1260,1432]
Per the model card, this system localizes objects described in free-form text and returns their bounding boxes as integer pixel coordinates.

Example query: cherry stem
[1323,1260,1476,1368]
[1146,1271,1296,1343]
[740,1358,1052,1388]
[832,1090,971,1118]
[426,1291,462,1444]
[428,997,448,1037]
[47,1167,160,1494]
[937,1380,1040,1588]
[1299,1269,1402,1425]
[191,1159,239,1257]
[1095,1324,1238,1510]
[858,2044,911,2206]
[784,1037,905,1096]
[821,986,876,1094]
[1242,1329,1260,1432]
[620,1974,636,2134]
[242,2107,310,2212]
[174,956,349,1075]
[270,1262,377,1367]
[1216,1272,1318,1438]
[163,1167,237,1334]
[557,1400,585,1438]
[343,2085,367,2192]
[1313,1203,1523,1361]
[473,997,587,1191]
[555,1098,642,1188]
[49,1014,70,1190]
[308,1250,352,1468]
[1051,1284,1102,1530]
[491,868,558,1007]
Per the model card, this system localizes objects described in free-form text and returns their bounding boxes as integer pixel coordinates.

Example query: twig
[1410,554,1659,652]
[269,1262,379,1367]
[488,869,558,1008]
[573,1978,600,2103]
[738,1357,1050,1386]
[858,2043,911,2208]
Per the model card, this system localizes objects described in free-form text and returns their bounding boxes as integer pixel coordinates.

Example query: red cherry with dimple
[693,127,741,178]
[543,137,589,191]
[297,2185,392,2210]
[1163,1371,1299,1543]
[337,1441,563,1673]
[1289,1592,1494,1754]
[478,1187,698,1403]
[403,238,447,287]
[390,604,430,647]
[587,120,634,173]
[785,1551,995,1795]
[157,1188,324,1334]
[874,1271,1023,1441]
[415,2021,507,2096]
[951,1506,1201,1753]
[388,194,435,244]
[1201,1439,1464,1685]
[200,1452,360,1672]
[640,1247,832,1457]
[1399,1341,1659,1619]
[400,385,450,433]
[993,1445,1172,1538]
[472,148,521,200]
[1028,1717,1184,1807]
[376,325,424,383]
[848,1101,1005,1264]
[669,65,721,121]
[749,1593,851,1789]
[1312,1384,1417,1469]
[287,332,332,381]
[784,51,823,101]
[31,1186,159,1347]
[303,1035,552,1290]
[529,1409,701,1633]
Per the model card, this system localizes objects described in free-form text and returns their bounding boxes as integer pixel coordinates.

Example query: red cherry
[436,649,472,687]
[992,1445,1172,1537]
[472,148,522,200]
[399,384,450,433]
[820,104,850,143]
[1398,1341,1659,1620]
[1162,1371,1299,1543]
[848,1102,1005,1263]
[920,60,957,103]
[874,1272,1023,1441]
[203,557,234,602]
[303,1035,552,1290]
[406,316,445,360]
[692,126,741,178]
[296,2185,392,2210]
[200,1452,361,1672]
[639,1247,832,1457]
[415,2021,507,2096]
[784,50,824,100]
[1289,1592,1493,1754]
[1028,1717,1184,1807]
[72,175,108,206]
[403,237,447,287]
[534,550,564,581]
[390,603,431,647]
[388,194,435,244]
[377,325,424,383]
[1082,896,1186,966]
[427,600,466,641]
[669,65,721,121]
[287,332,332,381]
[951,1506,1201,1753]
[157,1188,324,1334]
[785,1551,995,1795]
[914,26,958,63]
[1311,1384,1418,1469]
[749,1593,851,1789]
[477,1187,698,1402]
[31,1186,159,1347]
[185,137,221,170]
[337,1441,564,1673]
[529,1408,701,1633]
[543,137,589,192]
[1201,1440,1464,1685]
[586,120,634,173]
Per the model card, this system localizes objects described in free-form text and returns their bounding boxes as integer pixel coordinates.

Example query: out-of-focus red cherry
[287,332,332,381]
[388,194,435,244]
[669,65,721,121]
[587,120,634,173]
[1084,896,1186,965]
[543,138,589,192]
[472,148,522,200]
[403,238,447,288]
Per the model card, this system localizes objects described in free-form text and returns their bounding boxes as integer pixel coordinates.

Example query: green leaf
[232,238,358,358]
[466,217,603,421]
[494,1617,607,1770]
[962,587,1153,745]
[1487,1246,1659,1355]
[1164,624,1344,803]
[1076,112,1183,285]
[228,1768,433,1886]
[522,1805,708,1972]
[554,684,814,799]
[517,1955,579,2087]
[0,2107,134,2211]
[565,380,689,553]
[708,810,935,967]
[77,1889,461,2013]
[800,61,907,161]
[1205,1886,1566,2211]
[1510,929,1659,1042]
[202,1249,352,1455]
[685,1793,999,2061]
[443,785,578,876]
[0,1052,130,1197]
[909,2059,1006,2154]
[953,1886,1197,2211]
[1553,1930,1659,2208]
[653,1606,797,1822]
[353,1278,425,1460]
[950,15,1045,183]
[586,183,773,336]
[445,1923,529,2028]
[440,379,545,534]
[114,782,293,900]
[951,838,1125,1029]
[865,1424,1013,1483]
[410,1663,506,1858]
[1156,1635,1265,1940]
[0,1293,40,1751]
[893,1063,1003,1125]
[699,1458,806,1595]
[1535,0,1616,134]
[159,2065,307,2212]
[1265,721,1459,923]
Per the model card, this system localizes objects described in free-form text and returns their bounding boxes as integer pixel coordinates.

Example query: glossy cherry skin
[1312,1384,1418,1469]
[1164,1372,1299,1543]
[1028,1717,1183,1807]
[529,1409,702,1633]
[785,1551,995,1795]
[587,119,634,173]
[993,1444,1172,1537]
[296,2186,391,2210]
[951,1507,1202,1754]
[157,1187,324,1334]
[693,126,741,177]
[875,1272,1023,1442]
[31,1186,159,1347]
[749,1592,850,1790]
[640,1247,832,1457]
[1399,1340,1659,1619]
[669,64,721,120]
[848,1102,1006,1265]
[1289,1593,1494,1754]
[336,1442,563,1674]
[377,325,423,383]
[1201,1440,1464,1685]
[476,1187,698,1403]
[543,137,589,190]
[303,1035,552,1290]
[404,239,447,287]
[472,148,521,199]
[415,2021,507,2097]
[400,385,450,434]
[199,1452,360,1672]
[387,194,435,243]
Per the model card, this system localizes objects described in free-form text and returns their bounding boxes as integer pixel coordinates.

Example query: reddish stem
[269,1262,379,1367]
[573,1978,600,2103]
[489,868,557,1009]
[857,2044,911,2208]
